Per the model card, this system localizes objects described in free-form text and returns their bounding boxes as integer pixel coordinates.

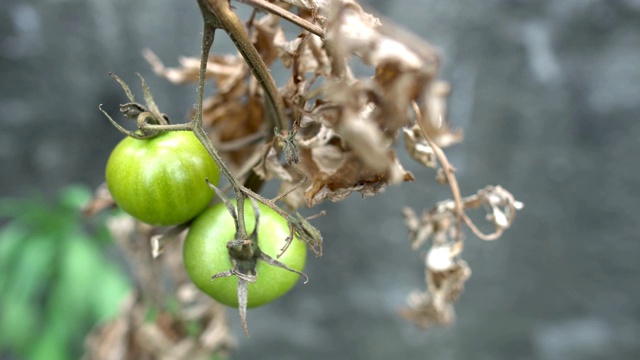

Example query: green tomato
[183,200,307,308]
[106,131,220,226]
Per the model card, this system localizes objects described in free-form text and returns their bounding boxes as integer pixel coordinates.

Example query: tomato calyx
[283,210,324,257]
[99,73,171,140]
[206,182,308,336]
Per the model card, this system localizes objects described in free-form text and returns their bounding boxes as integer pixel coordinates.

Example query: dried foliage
[89,0,523,351]
[401,186,522,328]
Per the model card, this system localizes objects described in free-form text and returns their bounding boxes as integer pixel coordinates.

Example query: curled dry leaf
[402,185,521,329]
[426,244,461,272]
[298,129,414,206]
[399,258,471,329]
[251,10,284,67]
[145,0,446,207]
[275,31,327,73]
[337,104,391,173]
[144,49,245,89]
[254,116,414,208]
[477,185,524,232]
[399,290,455,329]
[204,93,265,169]
[418,81,463,148]
[403,125,437,168]
[304,150,414,205]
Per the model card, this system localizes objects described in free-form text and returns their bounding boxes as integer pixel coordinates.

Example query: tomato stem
[192,2,306,236]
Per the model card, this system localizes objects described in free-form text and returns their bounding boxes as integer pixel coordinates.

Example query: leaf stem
[411,102,464,247]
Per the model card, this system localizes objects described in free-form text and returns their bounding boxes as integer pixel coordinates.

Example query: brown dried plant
[83,191,236,359]
[86,0,522,356]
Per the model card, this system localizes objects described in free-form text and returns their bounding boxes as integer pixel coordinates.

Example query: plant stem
[411,102,464,246]
[193,1,296,219]
[182,0,325,258]
[199,0,286,133]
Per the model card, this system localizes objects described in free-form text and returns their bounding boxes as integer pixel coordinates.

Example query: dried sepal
[119,102,145,119]
[236,277,251,337]
[259,251,309,283]
[274,127,300,165]
[206,182,310,336]
[286,210,323,257]
[99,73,172,140]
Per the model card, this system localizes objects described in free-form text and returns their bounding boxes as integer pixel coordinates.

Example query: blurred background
[1,0,640,359]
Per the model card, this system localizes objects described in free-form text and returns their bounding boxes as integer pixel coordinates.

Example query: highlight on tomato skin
[106,131,220,226]
[183,200,307,308]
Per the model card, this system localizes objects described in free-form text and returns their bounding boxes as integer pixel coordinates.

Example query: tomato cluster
[106,132,306,307]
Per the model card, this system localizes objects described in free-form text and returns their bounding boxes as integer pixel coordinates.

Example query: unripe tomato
[183,200,307,308]
[106,131,220,226]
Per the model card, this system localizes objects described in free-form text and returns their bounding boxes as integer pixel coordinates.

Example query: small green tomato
[183,200,307,308]
[106,131,220,226]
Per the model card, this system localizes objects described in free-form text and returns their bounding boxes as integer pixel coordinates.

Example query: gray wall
[1,0,639,359]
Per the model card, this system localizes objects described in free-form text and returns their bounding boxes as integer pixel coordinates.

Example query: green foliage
[0,185,131,360]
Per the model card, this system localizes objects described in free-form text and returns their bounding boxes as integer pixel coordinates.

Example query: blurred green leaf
[0,224,26,290]
[0,184,131,359]
[9,235,56,302]
[28,318,70,360]
[92,259,131,321]
[58,185,92,211]
[0,294,37,350]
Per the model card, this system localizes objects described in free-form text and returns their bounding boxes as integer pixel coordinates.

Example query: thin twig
[462,214,504,240]
[237,0,325,39]
[411,102,464,246]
